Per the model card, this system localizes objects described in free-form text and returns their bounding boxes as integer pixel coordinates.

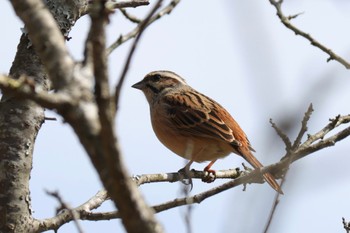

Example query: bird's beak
[131,80,144,90]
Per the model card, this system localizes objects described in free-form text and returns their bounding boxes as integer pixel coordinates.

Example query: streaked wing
[162,90,237,143]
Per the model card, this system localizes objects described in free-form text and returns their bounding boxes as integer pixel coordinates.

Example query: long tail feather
[238,148,283,194]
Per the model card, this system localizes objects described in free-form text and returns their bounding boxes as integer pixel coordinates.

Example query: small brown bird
[132,70,282,194]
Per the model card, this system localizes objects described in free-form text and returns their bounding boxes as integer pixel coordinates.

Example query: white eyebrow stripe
[152,70,188,85]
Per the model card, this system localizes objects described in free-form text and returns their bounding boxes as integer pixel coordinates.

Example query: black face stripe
[146,84,160,94]
[149,74,161,82]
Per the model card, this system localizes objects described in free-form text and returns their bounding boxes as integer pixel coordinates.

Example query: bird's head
[132,70,187,104]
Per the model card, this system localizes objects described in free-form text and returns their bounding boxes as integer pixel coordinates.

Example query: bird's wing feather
[163,90,240,144]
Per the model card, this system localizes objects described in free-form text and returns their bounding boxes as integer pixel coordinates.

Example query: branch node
[287,11,304,20]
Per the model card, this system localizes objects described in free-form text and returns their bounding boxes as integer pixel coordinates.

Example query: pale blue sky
[1,1,350,232]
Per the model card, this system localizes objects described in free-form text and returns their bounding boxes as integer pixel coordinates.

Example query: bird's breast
[151,111,232,162]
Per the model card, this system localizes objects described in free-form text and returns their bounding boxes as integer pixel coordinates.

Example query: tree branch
[35,108,350,228]
[11,0,76,89]
[114,0,164,111]
[105,0,149,9]
[269,0,350,69]
[84,1,164,233]
[343,217,350,233]
[120,8,142,23]
[292,103,314,150]
[107,0,181,55]
[0,74,73,109]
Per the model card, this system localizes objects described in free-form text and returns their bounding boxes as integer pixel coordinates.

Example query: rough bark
[0,1,84,232]
[0,35,47,232]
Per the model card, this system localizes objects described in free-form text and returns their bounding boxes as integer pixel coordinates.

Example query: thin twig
[269,0,350,69]
[264,104,314,232]
[114,0,164,111]
[38,190,108,232]
[120,8,142,23]
[292,103,314,150]
[343,217,350,233]
[181,179,193,233]
[44,116,57,121]
[269,118,292,151]
[46,190,85,233]
[107,0,180,55]
[291,115,350,162]
[106,0,149,9]
[263,174,286,233]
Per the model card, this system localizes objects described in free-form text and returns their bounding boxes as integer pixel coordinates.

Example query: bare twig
[107,0,180,55]
[46,190,85,233]
[290,114,350,162]
[264,104,313,232]
[292,103,314,150]
[37,190,108,231]
[114,0,164,111]
[83,0,150,16]
[269,0,350,69]
[181,178,193,233]
[269,118,292,151]
[106,0,149,9]
[263,174,286,233]
[120,8,142,23]
[343,217,350,233]
[44,116,57,121]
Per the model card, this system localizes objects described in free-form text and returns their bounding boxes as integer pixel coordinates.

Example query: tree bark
[0,1,84,231]
[0,35,47,232]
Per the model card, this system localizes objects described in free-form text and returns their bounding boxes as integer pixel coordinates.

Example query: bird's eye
[151,74,161,82]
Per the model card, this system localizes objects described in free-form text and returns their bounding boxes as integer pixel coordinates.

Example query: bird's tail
[239,148,283,194]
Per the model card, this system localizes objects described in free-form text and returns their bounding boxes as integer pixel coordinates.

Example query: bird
[132,70,282,194]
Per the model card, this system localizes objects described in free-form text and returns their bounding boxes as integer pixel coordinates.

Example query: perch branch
[37,107,350,227]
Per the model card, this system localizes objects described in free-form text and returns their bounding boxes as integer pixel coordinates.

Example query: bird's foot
[178,167,193,190]
[202,168,216,183]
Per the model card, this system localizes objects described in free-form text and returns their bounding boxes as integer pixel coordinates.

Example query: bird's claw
[178,167,193,190]
[202,169,216,183]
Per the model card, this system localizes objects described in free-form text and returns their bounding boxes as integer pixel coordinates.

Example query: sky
[1,0,350,233]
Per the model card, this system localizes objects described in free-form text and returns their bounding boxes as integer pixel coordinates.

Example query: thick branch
[84,1,164,233]
[0,75,73,109]
[1,1,85,232]
[11,0,76,89]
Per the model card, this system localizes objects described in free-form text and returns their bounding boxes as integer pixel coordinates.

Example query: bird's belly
[152,121,232,162]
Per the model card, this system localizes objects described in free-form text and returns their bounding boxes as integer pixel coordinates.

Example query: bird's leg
[202,159,217,183]
[178,160,194,189]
